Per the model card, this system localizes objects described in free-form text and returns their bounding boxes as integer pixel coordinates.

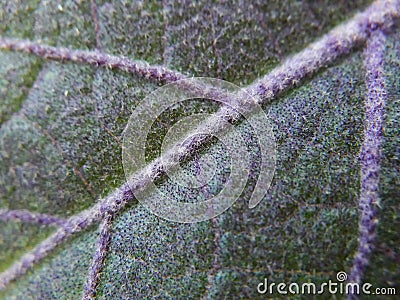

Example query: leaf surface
[1,0,399,299]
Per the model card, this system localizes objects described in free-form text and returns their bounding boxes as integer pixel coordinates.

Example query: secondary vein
[347,29,387,296]
[0,209,67,227]
[82,213,113,300]
[0,38,187,84]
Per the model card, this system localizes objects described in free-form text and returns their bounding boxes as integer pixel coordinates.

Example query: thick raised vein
[0,184,132,290]
[0,209,67,227]
[0,38,186,84]
[82,213,113,300]
[0,0,399,290]
[247,0,399,101]
[347,30,386,292]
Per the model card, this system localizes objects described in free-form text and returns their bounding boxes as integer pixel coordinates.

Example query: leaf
[0,0,399,299]
[97,53,366,299]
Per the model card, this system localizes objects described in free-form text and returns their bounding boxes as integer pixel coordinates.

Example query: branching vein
[246,0,399,101]
[0,38,187,84]
[347,30,387,295]
[82,213,113,300]
[0,209,67,227]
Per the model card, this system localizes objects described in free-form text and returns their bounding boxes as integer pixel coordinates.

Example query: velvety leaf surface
[0,221,54,273]
[0,52,42,125]
[96,53,365,299]
[0,0,399,299]
[2,228,99,299]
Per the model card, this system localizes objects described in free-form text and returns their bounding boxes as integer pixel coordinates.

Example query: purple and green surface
[0,0,399,299]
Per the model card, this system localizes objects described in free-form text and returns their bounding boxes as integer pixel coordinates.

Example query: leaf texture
[0,0,399,299]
